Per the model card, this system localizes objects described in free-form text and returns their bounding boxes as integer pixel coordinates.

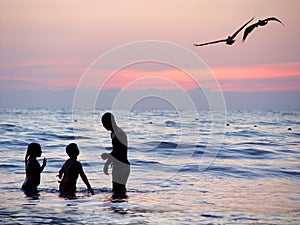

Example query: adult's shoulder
[116,127,127,139]
[115,127,127,136]
[115,127,128,145]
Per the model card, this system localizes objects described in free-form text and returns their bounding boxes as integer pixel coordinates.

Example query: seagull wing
[231,17,254,39]
[194,39,226,47]
[265,17,284,25]
[242,22,259,41]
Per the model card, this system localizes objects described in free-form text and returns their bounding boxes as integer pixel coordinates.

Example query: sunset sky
[0,0,299,108]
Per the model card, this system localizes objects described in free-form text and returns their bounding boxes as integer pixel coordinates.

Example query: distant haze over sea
[1,88,299,110]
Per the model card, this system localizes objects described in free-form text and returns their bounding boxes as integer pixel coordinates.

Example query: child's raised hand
[42,157,47,167]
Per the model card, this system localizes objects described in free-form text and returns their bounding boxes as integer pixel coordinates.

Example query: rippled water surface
[0,109,299,224]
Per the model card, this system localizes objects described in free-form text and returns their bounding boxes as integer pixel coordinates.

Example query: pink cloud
[0,58,87,90]
[212,62,300,92]
[102,69,200,90]
[212,62,300,80]
[101,62,300,92]
[1,60,299,92]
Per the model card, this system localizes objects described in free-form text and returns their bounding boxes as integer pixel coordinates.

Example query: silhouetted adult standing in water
[101,112,130,198]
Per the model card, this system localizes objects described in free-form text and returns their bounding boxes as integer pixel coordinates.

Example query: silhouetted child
[58,143,94,197]
[22,143,47,194]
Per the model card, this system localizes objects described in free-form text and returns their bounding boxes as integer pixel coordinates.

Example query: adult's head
[101,112,117,131]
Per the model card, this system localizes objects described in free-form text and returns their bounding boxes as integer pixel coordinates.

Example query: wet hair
[27,143,42,157]
[66,143,80,159]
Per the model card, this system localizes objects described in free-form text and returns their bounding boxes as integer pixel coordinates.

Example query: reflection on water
[1,174,300,224]
[0,109,299,224]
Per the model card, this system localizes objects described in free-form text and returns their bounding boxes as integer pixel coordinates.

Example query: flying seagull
[243,17,284,41]
[194,17,254,47]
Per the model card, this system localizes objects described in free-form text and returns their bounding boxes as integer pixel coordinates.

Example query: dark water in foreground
[0,109,299,224]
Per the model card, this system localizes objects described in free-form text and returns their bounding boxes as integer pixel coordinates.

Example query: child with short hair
[58,143,94,196]
[22,143,47,193]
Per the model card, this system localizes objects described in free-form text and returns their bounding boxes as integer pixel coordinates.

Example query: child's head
[66,143,80,159]
[27,143,42,157]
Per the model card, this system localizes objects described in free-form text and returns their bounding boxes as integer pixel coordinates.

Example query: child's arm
[79,165,94,195]
[58,164,64,179]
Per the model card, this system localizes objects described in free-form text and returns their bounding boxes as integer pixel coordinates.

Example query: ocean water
[0,108,299,224]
